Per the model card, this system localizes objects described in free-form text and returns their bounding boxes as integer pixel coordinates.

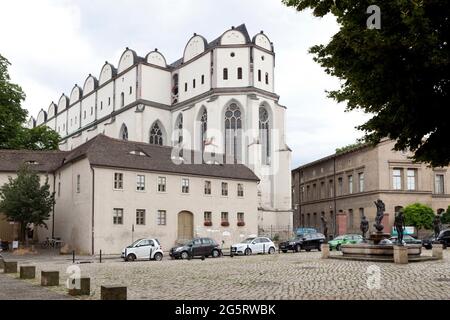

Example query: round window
[230,52,235,57]
[261,56,265,61]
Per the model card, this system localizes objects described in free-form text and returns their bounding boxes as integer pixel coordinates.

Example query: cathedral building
[4,24,292,252]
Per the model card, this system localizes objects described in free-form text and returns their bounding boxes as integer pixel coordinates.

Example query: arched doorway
[178,211,194,242]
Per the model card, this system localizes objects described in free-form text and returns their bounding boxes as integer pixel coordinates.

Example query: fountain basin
[329,244,437,263]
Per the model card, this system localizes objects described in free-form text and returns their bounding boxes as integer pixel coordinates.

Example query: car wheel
[244,248,252,255]
[181,251,189,260]
[268,247,275,254]
[282,250,288,253]
[153,252,163,261]
[126,254,136,262]
[212,249,220,258]
[295,244,301,253]
[336,244,341,251]
[306,249,311,252]
[318,245,322,252]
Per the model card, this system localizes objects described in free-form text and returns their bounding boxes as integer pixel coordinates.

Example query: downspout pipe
[91,166,95,255]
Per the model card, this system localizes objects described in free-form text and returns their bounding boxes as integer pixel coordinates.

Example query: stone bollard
[41,271,59,286]
[321,244,330,259]
[432,244,443,260]
[101,286,127,300]
[393,245,408,264]
[20,266,36,279]
[4,261,18,274]
[68,277,91,296]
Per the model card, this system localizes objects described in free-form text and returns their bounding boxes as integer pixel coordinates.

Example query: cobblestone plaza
[1,251,449,300]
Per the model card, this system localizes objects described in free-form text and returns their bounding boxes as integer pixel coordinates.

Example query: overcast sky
[0,0,370,167]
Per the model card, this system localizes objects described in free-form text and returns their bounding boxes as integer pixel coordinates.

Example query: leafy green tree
[0,165,55,243]
[441,206,450,225]
[0,54,60,150]
[0,54,27,149]
[403,203,435,231]
[282,0,450,167]
[15,125,60,151]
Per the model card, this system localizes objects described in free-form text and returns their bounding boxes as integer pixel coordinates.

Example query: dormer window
[129,150,147,157]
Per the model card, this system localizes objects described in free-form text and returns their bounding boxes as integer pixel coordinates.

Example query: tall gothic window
[259,107,270,164]
[224,103,242,163]
[175,114,183,144]
[119,124,128,141]
[150,122,164,146]
[200,109,207,151]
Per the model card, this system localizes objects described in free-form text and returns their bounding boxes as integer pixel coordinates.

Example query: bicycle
[41,237,63,249]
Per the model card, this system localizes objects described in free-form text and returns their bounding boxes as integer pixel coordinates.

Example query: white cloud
[0,0,371,167]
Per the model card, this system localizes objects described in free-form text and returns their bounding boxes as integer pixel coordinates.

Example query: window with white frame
[221,182,228,196]
[358,173,364,192]
[435,174,445,194]
[157,210,167,225]
[407,169,416,190]
[204,211,212,223]
[182,178,189,194]
[204,181,211,195]
[348,175,353,194]
[114,173,123,190]
[136,175,145,191]
[237,183,244,197]
[392,168,402,190]
[158,177,166,192]
[76,174,80,193]
[136,209,145,225]
[221,212,229,223]
[113,208,124,225]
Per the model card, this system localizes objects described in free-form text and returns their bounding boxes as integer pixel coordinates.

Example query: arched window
[224,103,242,163]
[265,72,269,85]
[150,122,164,146]
[237,67,243,80]
[223,68,228,80]
[121,92,125,107]
[175,114,183,144]
[200,109,207,151]
[119,124,128,141]
[259,106,270,164]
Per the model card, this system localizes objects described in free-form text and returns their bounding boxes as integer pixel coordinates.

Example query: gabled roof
[0,150,68,173]
[0,135,260,182]
[169,24,251,69]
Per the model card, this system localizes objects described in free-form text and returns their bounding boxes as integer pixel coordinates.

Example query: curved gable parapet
[183,34,207,62]
[83,74,99,95]
[70,85,83,104]
[145,49,167,68]
[27,116,36,128]
[99,62,117,85]
[220,28,247,45]
[252,32,273,51]
[36,109,47,125]
[117,48,138,73]
[47,102,58,118]
[58,94,69,111]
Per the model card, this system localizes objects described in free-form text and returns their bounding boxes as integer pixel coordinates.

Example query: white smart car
[231,237,276,255]
[121,238,164,262]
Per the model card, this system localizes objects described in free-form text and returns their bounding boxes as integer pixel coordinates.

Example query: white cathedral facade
[28,24,292,230]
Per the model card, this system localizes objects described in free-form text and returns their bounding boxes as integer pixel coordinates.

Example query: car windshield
[130,239,144,247]
[241,238,255,244]
[333,236,344,241]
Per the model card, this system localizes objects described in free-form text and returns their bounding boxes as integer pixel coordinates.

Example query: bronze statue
[360,215,369,242]
[394,209,405,245]
[373,199,386,232]
[433,210,443,241]
[321,213,328,244]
